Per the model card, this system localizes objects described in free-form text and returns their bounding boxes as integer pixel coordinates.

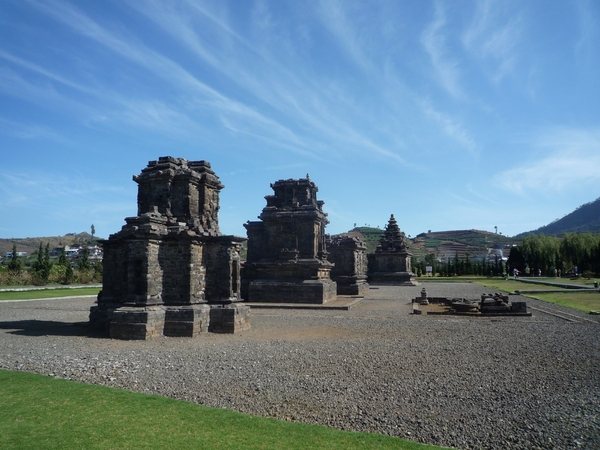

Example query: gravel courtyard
[1,283,599,449]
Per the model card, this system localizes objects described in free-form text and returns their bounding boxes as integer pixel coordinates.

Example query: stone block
[209,304,251,333]
[248,279,337,304]
[109,306,165,340]
[163,304,210,337]
[336,281,369,296]
[511,302,528,313]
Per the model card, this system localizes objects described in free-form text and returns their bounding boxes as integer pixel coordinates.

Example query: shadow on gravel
[0,320,108,338]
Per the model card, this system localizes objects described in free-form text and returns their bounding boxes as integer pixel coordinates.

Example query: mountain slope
[516,197,600,237]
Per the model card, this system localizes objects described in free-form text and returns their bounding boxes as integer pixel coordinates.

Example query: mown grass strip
[0,370,441,450]
[0,287,100,301]
[470,279,572,293]
[471,279,600,313]
[527,292,600,314]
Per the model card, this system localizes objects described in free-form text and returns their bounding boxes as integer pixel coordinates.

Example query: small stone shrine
[368,214,418,286]
[327,235,369,296]
[242,176,337,304]
[89,157,250,339]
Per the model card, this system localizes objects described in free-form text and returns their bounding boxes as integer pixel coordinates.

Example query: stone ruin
[414,288,530,316]
[89,157,251,339]
[327,235,369,296]
[242,176,337,304]
[368,214,418,286]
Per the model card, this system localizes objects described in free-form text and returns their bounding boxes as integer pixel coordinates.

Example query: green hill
[345,227,384,253]
[516,197,600,237]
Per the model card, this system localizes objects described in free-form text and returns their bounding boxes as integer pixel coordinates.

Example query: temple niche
[327,235,369,296]
[89,157,250,339]
[368,214,418,286]
[242,176,337,304]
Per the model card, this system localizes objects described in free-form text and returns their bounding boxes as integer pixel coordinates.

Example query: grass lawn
[525,292,600,314]
[0,287,100,301]
[0,369,441,450]
[469,279,570,293]
[418,276,484,283]
[418,277,600,313]
[469,279,600,313]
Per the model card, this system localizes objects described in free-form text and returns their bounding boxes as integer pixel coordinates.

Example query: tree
[7,244,22,273]
[58,247,69,267]
[465,253,472,275]
[64,259,74,284]
[56,247,74,284]
[78,247,91,271]
[91,224,95,239]
[32,243,52,284]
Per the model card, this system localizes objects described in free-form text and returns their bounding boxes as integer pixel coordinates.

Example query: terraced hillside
[341,228,520,261]
[0,232,99,257]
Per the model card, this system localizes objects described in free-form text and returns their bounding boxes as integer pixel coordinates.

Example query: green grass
[0,369,440,450]
[523,292,600,313]
[419,277,600,313]
[470,278,600,313]
[470,279,570,292]
[0,287,100,301]
[419,276,489,283]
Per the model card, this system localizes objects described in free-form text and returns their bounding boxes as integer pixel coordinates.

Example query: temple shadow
[0,320,108,338]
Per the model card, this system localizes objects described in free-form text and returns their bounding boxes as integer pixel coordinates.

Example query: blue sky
[1,0,599,240]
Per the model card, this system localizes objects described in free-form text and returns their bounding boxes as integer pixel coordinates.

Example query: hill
[345,227,384,253]
[0,232,100,257]
[515,197,600,237]
[410,230,518,260]
[341,227,519,261]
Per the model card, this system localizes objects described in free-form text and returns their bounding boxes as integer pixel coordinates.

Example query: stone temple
[242,176,337,304]
[89,157,250,339]
[327,235,369,296]
[368,214,418,286]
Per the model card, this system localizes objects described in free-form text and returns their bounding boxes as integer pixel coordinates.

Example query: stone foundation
[109,306,165,340]
[248,278,338,304]
[164,305,210,337]
[335,278,370,296]
[103,303,248,339]
[368,271,419,286]
[209,304,251,333]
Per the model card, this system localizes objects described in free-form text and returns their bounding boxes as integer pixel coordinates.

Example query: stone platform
[245,296,363,311]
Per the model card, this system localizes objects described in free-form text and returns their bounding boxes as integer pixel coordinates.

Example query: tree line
[1,243,102,286]
[412,252,506,277]
[507,233,600,277]
[412,232,600,278]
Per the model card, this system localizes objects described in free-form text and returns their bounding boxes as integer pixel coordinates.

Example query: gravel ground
[1,283,599,449]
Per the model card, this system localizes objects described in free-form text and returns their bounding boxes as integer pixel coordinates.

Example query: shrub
[583,270,595,279]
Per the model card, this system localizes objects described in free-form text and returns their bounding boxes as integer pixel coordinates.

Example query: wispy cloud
[416,97,477,154]
[125,0,416,167]
[315,0,374,72]
[421,2,463,98]
[0,117,70,143]
[25,0,313,152]
[494,127,600,194]
[574,1,600,73]
[0,170,133,238]
[462,0,522,83]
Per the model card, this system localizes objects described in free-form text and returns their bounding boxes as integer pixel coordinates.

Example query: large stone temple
[242,176,337,304]
[89,157,250,339]
[368,214,418,286]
